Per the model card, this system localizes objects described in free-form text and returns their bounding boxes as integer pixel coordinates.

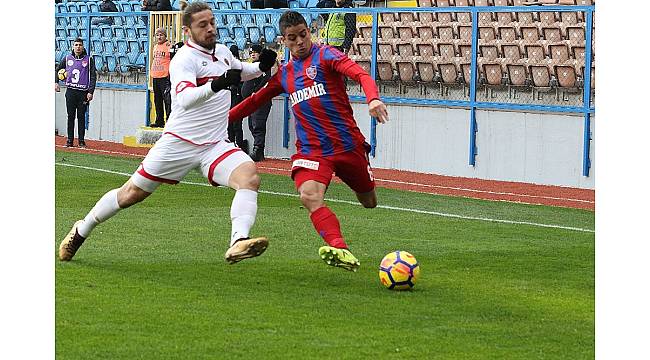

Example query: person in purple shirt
[55,38,97,148]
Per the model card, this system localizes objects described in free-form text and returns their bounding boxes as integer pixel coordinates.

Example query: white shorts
[131,133,252,193]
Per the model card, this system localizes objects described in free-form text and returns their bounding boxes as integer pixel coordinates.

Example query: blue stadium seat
[100,25,113,40]
[235,37,246,50]
[91,27,101,40]
[117,54,131,74]
[217,26,232,41]
[89,2,99,13]
[67,28,80,39]
[126,27,138,39]
[92,39,104,54]
[231,0,245,10]
[204,0,218,8]
[56,17,67,28]
[263,24,277,43]
[116,39,129,54]
[127,49,140,65]
[137,26,147,39]
[128,39,141,53]
[56,28,67,39]
[288,0,299,8]
[57,38,69,53]
[135,53,147,68]
[217,1,230,9]
[214,13,226,26]
[66,2,79,13]
[222,39,235,49]
[227,13,238,26]
[120,2,134,12]
[240,13,253,26]
[246,24,261,44]
[255,13,268,25]
[78,3,89,13]
[93,54,105,72]
[103,40,115,54]
[132,3,142,11]
[125,15,138,26]
[105,54,118,72]
[56,49,65,63]
[56,4,66,14]
[138,38,148,53]
[114,26,127,39]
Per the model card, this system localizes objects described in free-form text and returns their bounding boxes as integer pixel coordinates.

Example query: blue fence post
[144,12,151,126]
[283,48,291,149]
[468,9,479,166]
[369,10,379,157]
[582,9,594,177]
[86,13,92,131]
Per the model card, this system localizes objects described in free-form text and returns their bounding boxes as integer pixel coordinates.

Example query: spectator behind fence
[250,0,289,9]
[227,45,249,154]
[150,28,173,128]
[241,44,272,162]
[317,0,356,54]
[55,38,97,148]
[142,0,174,11]
[91,0,119,26]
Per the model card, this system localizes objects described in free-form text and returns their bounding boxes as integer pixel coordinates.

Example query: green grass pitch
[55,151,594,359]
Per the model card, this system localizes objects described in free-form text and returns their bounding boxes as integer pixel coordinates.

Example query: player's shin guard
[310,206,348,249]
[230,189,258,246]
[77,189,122,238]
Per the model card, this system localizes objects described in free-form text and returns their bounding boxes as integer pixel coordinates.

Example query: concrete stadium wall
[55,88,595,189]
[55,87,147,143]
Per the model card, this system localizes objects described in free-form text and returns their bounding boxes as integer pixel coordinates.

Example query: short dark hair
[182,1,212,27]
[73,37,84,45]
[278,10,308,35]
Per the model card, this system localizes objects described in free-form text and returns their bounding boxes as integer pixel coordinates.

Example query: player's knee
[299,190,324,209]
[117,183,149,208]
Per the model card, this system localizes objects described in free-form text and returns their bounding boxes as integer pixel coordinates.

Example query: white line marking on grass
[257,165,593,205]
[56,163,594,233]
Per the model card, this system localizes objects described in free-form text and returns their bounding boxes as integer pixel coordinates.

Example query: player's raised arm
[171,55,241,110]
[327,47,389,123]
[229,74,283,123]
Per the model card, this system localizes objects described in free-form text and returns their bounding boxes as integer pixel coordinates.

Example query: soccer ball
[57,69,67,81]
[379,251,420,290]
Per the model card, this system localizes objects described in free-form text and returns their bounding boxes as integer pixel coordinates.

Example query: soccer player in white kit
[59,2,278,264]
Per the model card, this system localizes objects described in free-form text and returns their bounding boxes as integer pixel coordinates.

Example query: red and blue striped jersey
[230,44,380,157]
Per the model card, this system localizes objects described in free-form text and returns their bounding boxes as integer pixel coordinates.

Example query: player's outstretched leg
[318,246,360,272]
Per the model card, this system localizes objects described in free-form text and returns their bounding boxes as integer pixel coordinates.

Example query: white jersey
[165,39,262,145]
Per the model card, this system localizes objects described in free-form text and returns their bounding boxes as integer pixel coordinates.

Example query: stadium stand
[55,0,594,104]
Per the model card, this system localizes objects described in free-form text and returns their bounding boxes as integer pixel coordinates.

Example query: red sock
[309,206,348,249]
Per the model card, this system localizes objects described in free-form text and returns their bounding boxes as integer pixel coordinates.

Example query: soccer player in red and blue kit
[229,10,389,272]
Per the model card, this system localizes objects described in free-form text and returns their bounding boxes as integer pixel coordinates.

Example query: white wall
[55,87,147,142]
[56,88,595,189]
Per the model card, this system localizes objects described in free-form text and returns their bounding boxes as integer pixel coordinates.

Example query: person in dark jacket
[317,0,356,54]
[91,0,119,26]
[142,0,173,11]
[227,45,249,154]
[241,44,272,162]
[55,38,97,148]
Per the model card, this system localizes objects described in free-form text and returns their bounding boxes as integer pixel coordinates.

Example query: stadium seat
[103,40,116,54]
[437,62,461,85]
[126,27,138,39]
[217,0,230,9]
[549,43,569,62]
[437,42,455,59]
[520,26,541,43]
[380,13,397,25]
[415,24,434,40]
[395,59,416,83]
[481,62,505,86]
[117,54,131,74]
[93,54,105,72]
[263,24,277,43]
[100,25,113,40]
[56,28,67,39]
[525,44,546,61]
[554,64,579,89]
[398,12,418,23]
[114,26,127,39]
[376,60,395,82]
[349,55,371,75]
[246,24,262,44]
[506,63,528,86]
[56,3,66,14]
[88,2,99,13]
[396,42,415,57]
[217,26,232,41]
[378,41,395,60]
[137,26,148,39]
[240,13,254,26]
[479,44,499,61]
[538,11,557,26]
[105,54,118,72]
[92,39,104,54]
[529,62,555,88]
[501,42,523,62]
[395,25,415,41]
[378,25,395,40]
[458,25,472,42]
[455,0,472,24]
[436,25,454,41]
[571,45,585,62]
[354,39,372,57]
[288,0,299,8]
[566,26,585,44]
[496,27,516,42]
[66,2,79,13]
[414,57,436,83]
[415,41,434,58]
[418,12,434,24]
[418,0,433,6]
[478,26,496,41]
[458,44,472,59]
[67,28,80,40]
[435,0,455,23]
[128,39,140,53]
[542,27,562,42]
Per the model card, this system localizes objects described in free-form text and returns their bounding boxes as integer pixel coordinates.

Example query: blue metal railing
[55,4,595,176]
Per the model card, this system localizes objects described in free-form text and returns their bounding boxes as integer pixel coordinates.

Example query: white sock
[230,189,258,246]
[77,189,122,238]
